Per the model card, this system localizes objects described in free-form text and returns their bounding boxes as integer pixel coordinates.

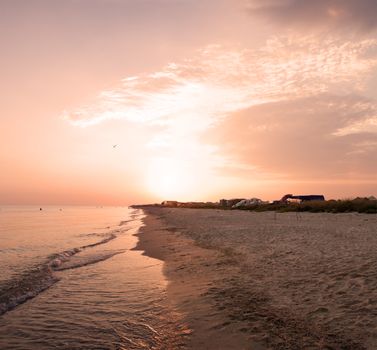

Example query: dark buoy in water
[39,208,42,211]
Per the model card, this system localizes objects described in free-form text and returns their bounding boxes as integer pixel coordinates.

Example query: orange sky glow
[1,0,376,205]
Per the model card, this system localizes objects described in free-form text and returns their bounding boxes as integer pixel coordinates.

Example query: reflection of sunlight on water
[0,208,188,349]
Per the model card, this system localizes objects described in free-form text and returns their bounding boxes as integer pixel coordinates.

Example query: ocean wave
[80,228,121,238]
[81,233,117,249]
[0,231,123,316]
[0,265,59,316]
[54,250,125,271]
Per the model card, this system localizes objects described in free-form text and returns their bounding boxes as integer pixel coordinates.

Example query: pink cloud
[63,34,377,186]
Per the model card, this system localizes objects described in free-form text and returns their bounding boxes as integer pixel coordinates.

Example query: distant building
[232,198,268,208]
[279,194,325,203]
[161,201,178,207]
[219,198,246,207]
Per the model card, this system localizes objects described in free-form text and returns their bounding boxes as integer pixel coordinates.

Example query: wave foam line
[0,266,59,316]
[54,250,125,271]
[0,232,123,316]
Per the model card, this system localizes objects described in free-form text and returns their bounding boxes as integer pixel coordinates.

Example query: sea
[0,206,187,349]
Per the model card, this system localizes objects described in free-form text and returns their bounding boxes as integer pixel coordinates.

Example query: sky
[1,0,376,205]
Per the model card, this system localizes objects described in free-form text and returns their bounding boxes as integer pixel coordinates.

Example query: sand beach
[135,207,377,349]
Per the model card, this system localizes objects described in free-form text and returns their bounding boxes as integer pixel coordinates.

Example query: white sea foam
[0,207,137,316]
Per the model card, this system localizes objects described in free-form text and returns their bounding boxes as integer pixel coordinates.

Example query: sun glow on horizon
[145,157,199,200]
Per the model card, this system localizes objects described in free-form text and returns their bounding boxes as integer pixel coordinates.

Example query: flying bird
[113,144,118,148]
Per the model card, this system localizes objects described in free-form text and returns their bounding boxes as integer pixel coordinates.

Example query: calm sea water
[0,206,187,349]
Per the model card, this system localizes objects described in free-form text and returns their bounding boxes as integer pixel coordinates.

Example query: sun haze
[1,0,376,205]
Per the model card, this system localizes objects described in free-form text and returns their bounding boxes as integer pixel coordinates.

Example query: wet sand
[135,207,377,350]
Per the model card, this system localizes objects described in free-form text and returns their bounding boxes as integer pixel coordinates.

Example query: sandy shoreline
[134,207,377,349]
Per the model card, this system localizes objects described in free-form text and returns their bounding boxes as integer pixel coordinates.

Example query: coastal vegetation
[239,198,377,214]
[134,197,377,214]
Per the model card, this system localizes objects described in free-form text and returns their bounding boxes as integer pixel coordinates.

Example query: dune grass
[238,198,377,214]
